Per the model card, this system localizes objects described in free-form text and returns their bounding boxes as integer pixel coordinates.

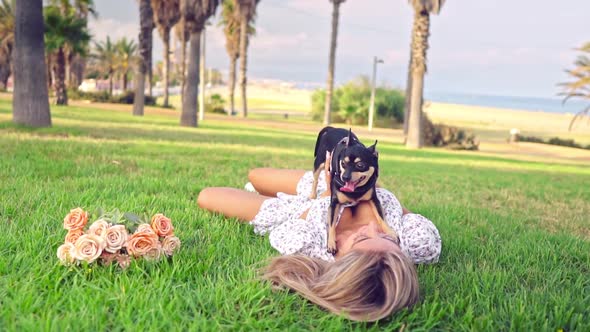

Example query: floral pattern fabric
[250,171,442,264]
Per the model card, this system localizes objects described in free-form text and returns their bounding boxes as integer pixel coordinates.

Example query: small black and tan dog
[310,126,399,254]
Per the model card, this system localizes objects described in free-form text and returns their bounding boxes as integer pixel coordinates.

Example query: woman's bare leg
[248,168,306,197]
[197,187,272,221]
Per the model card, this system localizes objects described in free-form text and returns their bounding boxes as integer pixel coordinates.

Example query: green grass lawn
[1,99,589,331]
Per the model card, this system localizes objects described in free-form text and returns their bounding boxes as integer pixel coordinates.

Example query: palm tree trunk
[403,52,412,137]
[228,55,237,115]
[406,10,430,149]
[181,29,201,127]
[323,0,343,126]
[55,47,68,105]
[238,11,248,118]
[65,50,71,87]
[123,72,128,91]
[134,0,153,115]
[163,27,170,107]
[180,33,186,105]
[46,53,52,91]
[108,71,113,96]
[198,28,206,122]
[133,64,146,116]
[13,0,51,127]
[73,54,85,88]
[148,64,153,96]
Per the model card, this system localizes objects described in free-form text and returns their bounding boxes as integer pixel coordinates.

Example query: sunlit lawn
[0,99,589,330]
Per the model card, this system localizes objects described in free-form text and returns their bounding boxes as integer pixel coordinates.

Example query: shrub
[517,135,590,150]
[68,89,156,106]
[311,76,405,127]
[110,91,157,106]
[68,89,110,103]
[424,115,479,150]
[205,94,226,114]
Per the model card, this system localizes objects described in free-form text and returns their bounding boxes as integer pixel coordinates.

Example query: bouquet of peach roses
[57,208,181,269]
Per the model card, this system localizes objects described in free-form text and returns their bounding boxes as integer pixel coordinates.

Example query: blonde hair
[262,250,419,321]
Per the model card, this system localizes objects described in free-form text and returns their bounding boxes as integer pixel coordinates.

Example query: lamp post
[368,56,384,131]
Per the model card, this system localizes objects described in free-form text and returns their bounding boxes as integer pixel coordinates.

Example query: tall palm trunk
[228,55,237,115]
[123,71,128,91]
[108,70,113,96]
[46,53,53,91]
[148,64,153,96]
[180,31,186,104]
[72,54,85,88]
[323,0,343,126]
[162,27,171,107]
[403,52,412,137]
[238,11,248,117]
[55,47,68,105]
[12,0,51,127]
[198,29,206,122]
[406,10,430,149]
[133,0,153,116]
[181,29,201,127]
[65,50,71,87]
[133,67,146,115]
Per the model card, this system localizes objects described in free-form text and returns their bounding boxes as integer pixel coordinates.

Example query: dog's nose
[342,172,352,182]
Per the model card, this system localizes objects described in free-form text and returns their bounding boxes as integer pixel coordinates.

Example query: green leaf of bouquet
[96,207,104,219]
[123,212,142,224]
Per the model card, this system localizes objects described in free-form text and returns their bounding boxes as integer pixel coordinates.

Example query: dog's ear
[346,128,352,147]
[368,140,379,157]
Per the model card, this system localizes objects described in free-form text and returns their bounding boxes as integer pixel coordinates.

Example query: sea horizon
[425,92,588,115]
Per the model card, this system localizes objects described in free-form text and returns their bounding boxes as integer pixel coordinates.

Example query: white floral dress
[250,171,442,264]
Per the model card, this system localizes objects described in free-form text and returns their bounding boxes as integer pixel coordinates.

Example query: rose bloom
[57,242,76,265]
[136,223,156,235]
[104,224,128,253]
[126,231,159,257]
[144,244,162,261]
[115,254,131,269]
[88,219,110,238]
[150,214,174,237]
[161,236,181,256]
[65,229,84,244]
[63,207,89,230]
[71,234,106,263]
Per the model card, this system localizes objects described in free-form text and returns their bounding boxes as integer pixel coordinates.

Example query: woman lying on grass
[197,160,441,322]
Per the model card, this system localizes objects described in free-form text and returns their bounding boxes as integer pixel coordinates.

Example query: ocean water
[426,92,589,115]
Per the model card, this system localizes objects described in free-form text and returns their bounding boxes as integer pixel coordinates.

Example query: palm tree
[151,0,180,107]
[0,0,14,91]
[323,0,346,126]
[235,0,259,118]
[12,0,51,127]
[220,0,254,116]
[115,37,137,91]
[93,37,117,96]
[174,17,190,103]
[44,5,91,105]
[133,0,154,116]
[559,42,590,131]
[406,0,445,149]
[49,0,96,88]
[179,0,219,127]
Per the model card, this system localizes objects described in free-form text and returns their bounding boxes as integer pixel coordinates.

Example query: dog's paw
[327,241,338,255]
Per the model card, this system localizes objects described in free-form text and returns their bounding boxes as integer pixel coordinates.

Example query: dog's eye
[340,160,346,168]
[356,162,366,169]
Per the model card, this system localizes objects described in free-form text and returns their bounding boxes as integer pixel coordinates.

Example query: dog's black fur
[311,126,398,255]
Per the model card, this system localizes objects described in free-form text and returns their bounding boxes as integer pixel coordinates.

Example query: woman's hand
[320,152,332,198]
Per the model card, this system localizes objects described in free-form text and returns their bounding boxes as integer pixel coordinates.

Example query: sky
[90,0,590,99]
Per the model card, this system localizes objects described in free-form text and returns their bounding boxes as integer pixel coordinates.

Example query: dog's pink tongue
[340,181,356,192]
